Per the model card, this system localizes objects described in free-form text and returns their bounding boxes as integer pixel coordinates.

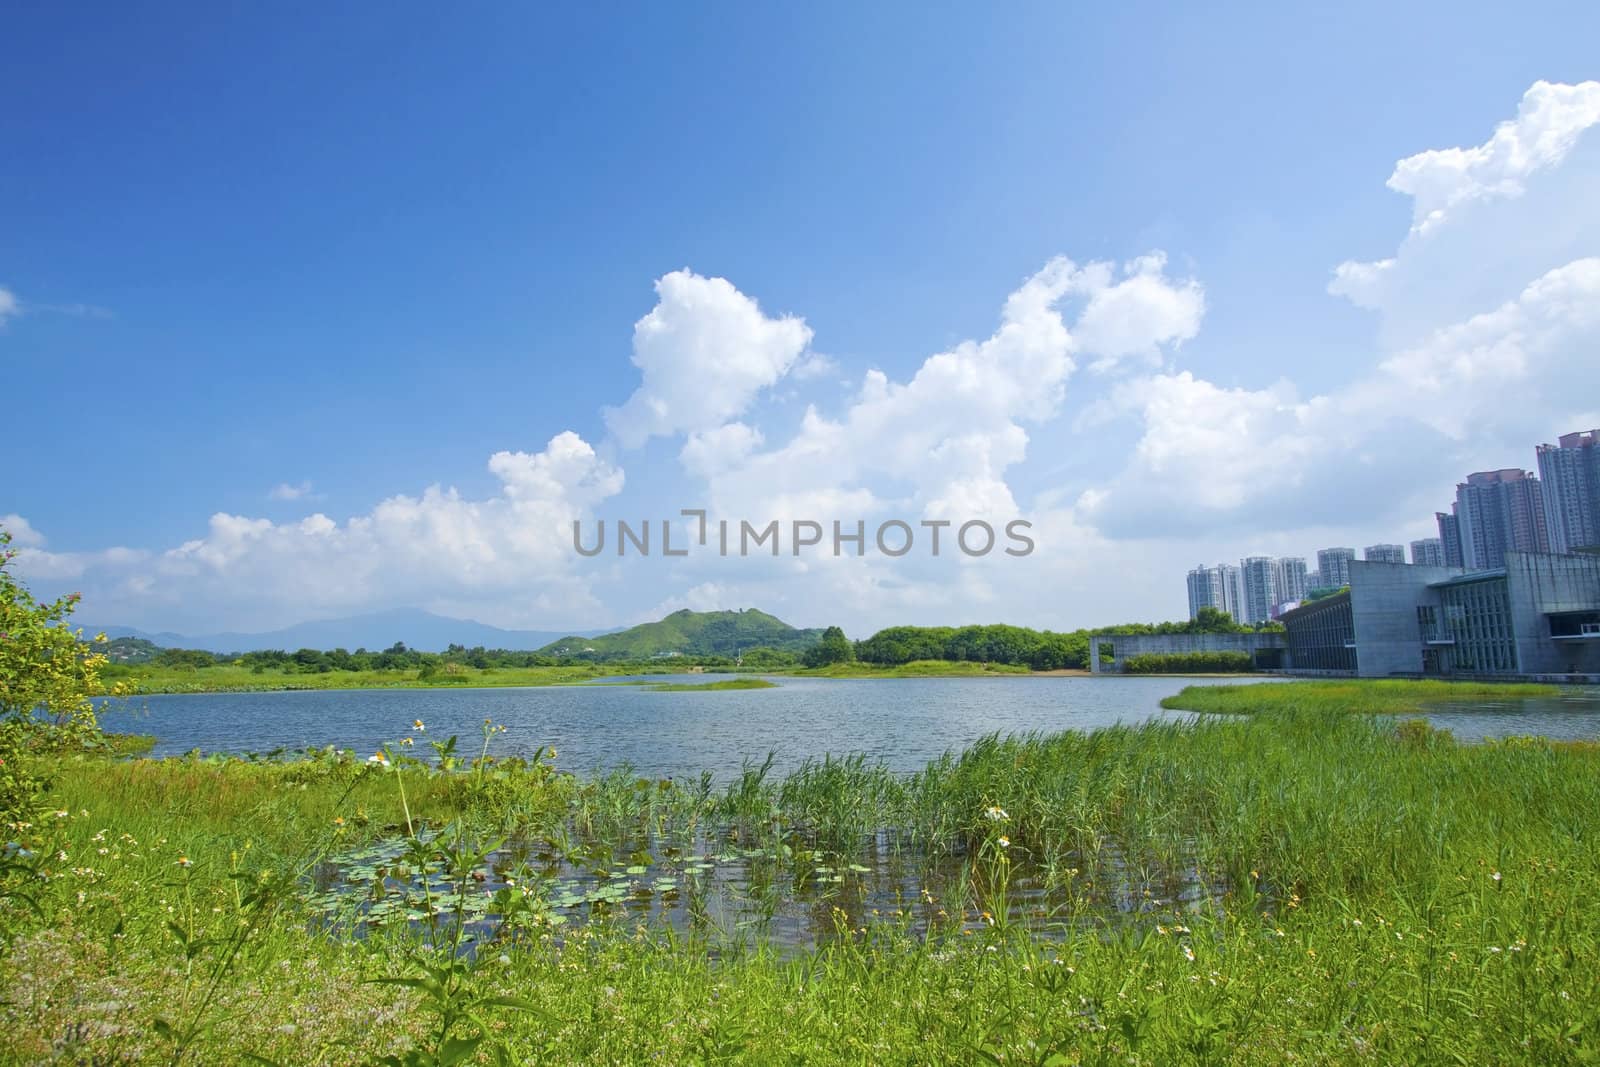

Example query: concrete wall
[1505,551,1600,675]
[1348,561,1465,677]
[1088,632,1286,674]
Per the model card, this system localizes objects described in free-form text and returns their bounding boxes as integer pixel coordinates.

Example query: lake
[102,675,1600,779]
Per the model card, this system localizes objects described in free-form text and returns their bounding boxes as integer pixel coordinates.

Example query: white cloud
[1385,80,1600,238]
[790,352,840,381]
[0,287,18,327]
[648,581,735,619]
[268,481,313,501]
[1072,253,1205,370]
[603,270,813,447]
[30,432,624,630]
[691,255,1204,528]
[680,422,765,479]
[1330,80,1600,346]
[1085,81,1600,541]
[4,511,148,582]
[2,513,46,548]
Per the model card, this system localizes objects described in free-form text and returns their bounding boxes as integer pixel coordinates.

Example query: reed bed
[3,685,1597,1064]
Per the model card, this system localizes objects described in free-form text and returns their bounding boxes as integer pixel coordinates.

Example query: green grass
[4,700,1599,1063]
[1161,677,1564,717]
[102,661,661,694]
[642,677,778,691]
[107,658,1061,693]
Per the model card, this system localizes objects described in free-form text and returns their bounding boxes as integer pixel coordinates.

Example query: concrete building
[1278,592,1354,673]
[1186,563,1244,622]
[1316,547,1356,589]
[1436,510,1464,567]
[1274,557,1309,606]
[1364,543,1407,565]
[1279,553,1600,680]
[1536,429,1600,554]
[1454,469,1550,570]
[1239,556,1279,625]
[1410,537,1445,567]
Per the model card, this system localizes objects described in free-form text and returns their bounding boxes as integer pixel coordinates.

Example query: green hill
[540,609,823,660]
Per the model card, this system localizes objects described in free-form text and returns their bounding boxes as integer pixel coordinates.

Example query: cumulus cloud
[4,513,149,583]
[2,513,45,548]
[1385,80,1600,239]
[686,254,1204,527]
[603,270,813,447]
[680,422,765,480]
[1071,253,1205,370]
[268,481,314,501]
[1330,80,1600,343]
[25,432,624,630]
[1084,80,1600,540]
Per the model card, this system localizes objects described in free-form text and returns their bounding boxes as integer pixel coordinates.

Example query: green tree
[1189,606,1244,634]
[802,626,856,668]
[0,528,115,833]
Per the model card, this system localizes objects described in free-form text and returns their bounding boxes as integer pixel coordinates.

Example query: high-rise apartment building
[1454,469,1550,570]
[1239,556,1279,625]
[1186,563,1244,622]
[1316,547,1356,589]
[1410,538,1445,567]
[1536,429,1600,554]
[1436,510,1464,567]
[1274,557,1309,605]
[1364,543,1407,565]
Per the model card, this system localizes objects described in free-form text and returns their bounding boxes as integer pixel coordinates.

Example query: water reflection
[309,819,1234,955]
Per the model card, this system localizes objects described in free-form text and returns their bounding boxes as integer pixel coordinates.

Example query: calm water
[1420,689,1600,742]
[101,675,1600,779]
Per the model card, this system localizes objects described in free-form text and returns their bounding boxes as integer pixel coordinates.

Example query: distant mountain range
[87,607,615,654]
[539,608,824,658]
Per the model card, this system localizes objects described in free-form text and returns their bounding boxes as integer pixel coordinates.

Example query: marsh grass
[101,663,631,696]
[1161,678,1564,718]
[641,678,778,692]
[4,695,1599,1063]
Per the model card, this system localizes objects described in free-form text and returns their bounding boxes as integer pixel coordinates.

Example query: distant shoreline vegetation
[99,607,1286,694]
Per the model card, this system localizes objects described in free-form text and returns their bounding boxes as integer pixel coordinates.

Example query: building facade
[1186,563,1244,622]
[1364,543,1407,565]
[1239,556,1279,625]
[1454,469,1550,570]
[1536,429,1600,554]
[1410,537,1445,567]
[1316,547,1356,589]
[1274,557,1309,606]
[1279,552,1600,679]
[1436,510,1464,567]
[1279,592,1355,672]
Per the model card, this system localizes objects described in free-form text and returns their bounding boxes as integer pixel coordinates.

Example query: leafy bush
[1121,651,1255,674]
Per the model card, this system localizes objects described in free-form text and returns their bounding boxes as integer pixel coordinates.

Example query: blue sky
[6,4,1600,635]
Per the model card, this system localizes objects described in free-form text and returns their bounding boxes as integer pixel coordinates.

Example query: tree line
[836,607,1281,670]
[117,607,1282,675]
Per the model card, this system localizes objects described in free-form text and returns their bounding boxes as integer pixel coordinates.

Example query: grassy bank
[100,662,673,695]
[108,659,1060,692]
[642,677,778,691]
[1161,678,1565,717]
[4,702,1598,1064]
